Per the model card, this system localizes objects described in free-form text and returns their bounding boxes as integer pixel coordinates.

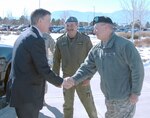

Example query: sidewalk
[0,67,150,118]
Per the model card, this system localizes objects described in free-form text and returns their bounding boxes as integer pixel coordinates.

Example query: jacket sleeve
[124,42,144,96]
[72,48,97,85]
[85,36,93,80]
[29,38,63,86]
[52,41,61,75]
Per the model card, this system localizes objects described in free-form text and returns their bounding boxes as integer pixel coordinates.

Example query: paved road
[0,66,150,118]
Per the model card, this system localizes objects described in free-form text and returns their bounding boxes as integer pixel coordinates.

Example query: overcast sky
[0,0,123,18]
[1,0,150,65]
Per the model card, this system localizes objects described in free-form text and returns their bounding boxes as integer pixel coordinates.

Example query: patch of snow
[1,34,150,67]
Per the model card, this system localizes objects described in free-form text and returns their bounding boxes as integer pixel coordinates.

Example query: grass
[134,38,150,47]
[116,31,150,47]
[117,31,150,39]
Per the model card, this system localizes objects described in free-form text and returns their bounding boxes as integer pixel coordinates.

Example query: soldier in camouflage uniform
[53,16,98,118]
[63,16,144,118]
[43,32,55,102]
[43,32,55,65]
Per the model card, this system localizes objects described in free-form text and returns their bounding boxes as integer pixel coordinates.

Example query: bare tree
[137,0,149,39]
[145,21,150,28]
[61,11,70,23]
[6,11,13,20]
[4,11,13,25]
[22,8,29,24]
[120,0,150,41]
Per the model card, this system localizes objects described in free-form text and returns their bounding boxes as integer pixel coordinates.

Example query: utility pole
[39,0,41,8]
[93,6,95,18]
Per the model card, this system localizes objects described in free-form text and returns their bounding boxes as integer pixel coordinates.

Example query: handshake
[62,77,75,89]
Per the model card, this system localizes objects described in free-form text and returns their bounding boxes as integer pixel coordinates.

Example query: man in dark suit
[8,8,63,118]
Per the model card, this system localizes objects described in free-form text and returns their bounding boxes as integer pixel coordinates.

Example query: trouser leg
[15,103,39,118]
[63,87,75,118]
[76,83,98,118]
[105,98,136,118]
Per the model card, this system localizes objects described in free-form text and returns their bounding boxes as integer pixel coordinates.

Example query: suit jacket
[9,26,63,109]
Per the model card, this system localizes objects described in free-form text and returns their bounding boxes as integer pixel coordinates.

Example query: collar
[32,26,43,38]
[66,32,78,40]
[102,33,116,49]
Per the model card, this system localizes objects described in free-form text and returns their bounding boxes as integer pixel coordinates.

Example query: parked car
[84,26,94,35]
[13,24,29,32]
[78,26,94,35]
[0,44,12,108]
[77,26,86,34]
[0,24,10,31]
[50,26,64,33]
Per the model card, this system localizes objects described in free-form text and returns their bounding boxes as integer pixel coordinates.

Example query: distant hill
[52,10,150,25]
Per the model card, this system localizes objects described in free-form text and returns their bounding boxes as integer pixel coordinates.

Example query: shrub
[116,31,150,47]
[116,32,139,39]
[134,38,150,47]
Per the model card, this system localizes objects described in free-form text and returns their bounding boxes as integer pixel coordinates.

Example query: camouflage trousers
[105,97,136,118]
[63,83,98,118]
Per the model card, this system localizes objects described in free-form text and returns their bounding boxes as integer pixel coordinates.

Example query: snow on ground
[137,47,150,66]
[0,33,150,67]
[0,34,18,46]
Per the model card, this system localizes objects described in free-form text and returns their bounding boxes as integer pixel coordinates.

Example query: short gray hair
[30,8,51,25]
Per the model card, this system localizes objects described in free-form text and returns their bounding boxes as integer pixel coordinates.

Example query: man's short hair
[30,8,51,25]
[93,16,113,25]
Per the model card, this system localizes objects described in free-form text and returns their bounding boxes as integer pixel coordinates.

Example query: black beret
[65,16,78,23]
[93,16,113,25]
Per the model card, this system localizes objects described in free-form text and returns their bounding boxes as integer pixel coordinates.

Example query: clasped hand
[62,77,75,89]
